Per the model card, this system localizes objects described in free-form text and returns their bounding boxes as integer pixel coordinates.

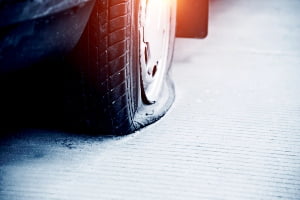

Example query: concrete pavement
[1,0,300,199]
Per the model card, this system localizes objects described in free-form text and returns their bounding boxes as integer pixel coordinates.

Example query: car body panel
[0,0,94,27]
[0,0,95,72]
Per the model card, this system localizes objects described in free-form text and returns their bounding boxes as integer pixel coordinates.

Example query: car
[0,0,208,135]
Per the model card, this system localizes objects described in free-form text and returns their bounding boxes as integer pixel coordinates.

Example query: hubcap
[139,0,171,103]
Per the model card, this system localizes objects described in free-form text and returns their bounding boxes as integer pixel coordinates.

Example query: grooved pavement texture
[1,0,300,199]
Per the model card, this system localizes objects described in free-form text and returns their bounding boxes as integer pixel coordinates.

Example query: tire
[66,0,176,135]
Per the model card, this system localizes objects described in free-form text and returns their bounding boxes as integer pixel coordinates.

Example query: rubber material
[66,0,176,135]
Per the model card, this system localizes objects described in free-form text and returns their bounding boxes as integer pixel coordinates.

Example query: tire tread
[72,0,135,134]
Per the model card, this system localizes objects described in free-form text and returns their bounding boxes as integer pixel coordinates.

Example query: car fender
[0,0,94,27]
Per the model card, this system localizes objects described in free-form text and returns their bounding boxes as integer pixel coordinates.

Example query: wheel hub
[139,0,171,103]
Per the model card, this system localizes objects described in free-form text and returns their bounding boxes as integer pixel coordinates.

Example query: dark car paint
[0,0,95,72]
[0,0,94,27]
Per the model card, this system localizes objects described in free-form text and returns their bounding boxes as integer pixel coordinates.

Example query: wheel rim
[139,0,171,103]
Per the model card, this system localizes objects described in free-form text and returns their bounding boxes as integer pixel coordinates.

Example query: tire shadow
[0,56,102,138]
